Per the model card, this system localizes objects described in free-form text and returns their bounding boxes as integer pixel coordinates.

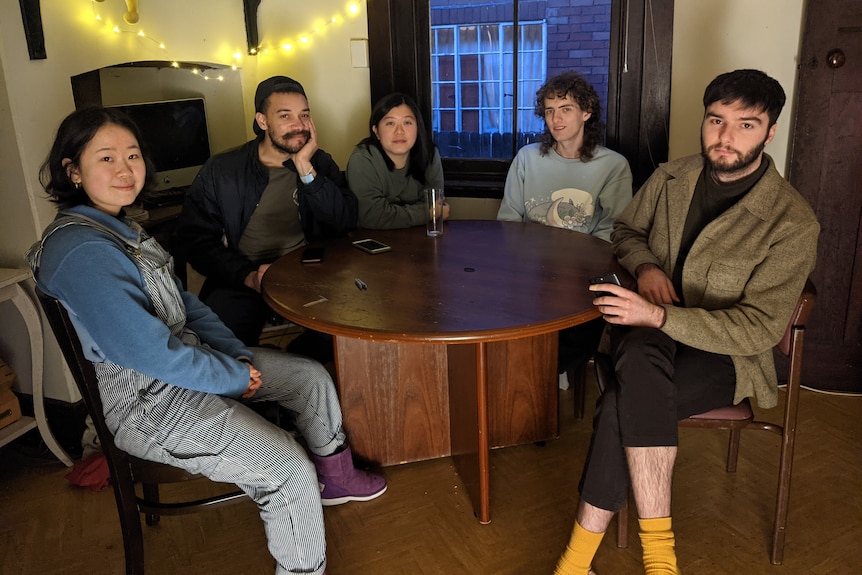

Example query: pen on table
[355,278,368,291]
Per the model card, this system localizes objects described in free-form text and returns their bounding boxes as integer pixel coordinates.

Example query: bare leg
[577,500,616,533]
[626,446,680,574]
[625,446,676,518]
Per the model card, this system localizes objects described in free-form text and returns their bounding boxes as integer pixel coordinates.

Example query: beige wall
[670,0,807,175]
[0,0,806,402]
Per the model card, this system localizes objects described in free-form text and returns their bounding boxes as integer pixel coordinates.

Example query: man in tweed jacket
[554,70,820,575]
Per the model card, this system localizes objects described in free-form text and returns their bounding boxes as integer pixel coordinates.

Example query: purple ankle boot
[310,446,387,506]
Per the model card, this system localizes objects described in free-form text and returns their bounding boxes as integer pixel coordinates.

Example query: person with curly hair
[498,71,633,385]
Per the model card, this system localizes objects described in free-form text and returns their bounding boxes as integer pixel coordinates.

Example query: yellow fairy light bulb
[171,61,180,68]
[349,3,359,15]
[300,36,308,43]
[113,26,120,33]
[282,43,293,51]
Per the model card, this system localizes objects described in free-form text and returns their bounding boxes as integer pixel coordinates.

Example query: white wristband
[300,170,314,184]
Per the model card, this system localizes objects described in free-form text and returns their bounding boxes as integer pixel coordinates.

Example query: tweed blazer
[611,154,819,408]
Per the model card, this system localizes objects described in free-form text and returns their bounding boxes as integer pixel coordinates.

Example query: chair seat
[687,401,753,421]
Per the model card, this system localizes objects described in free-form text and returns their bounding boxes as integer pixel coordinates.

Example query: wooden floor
[1,368,860,575]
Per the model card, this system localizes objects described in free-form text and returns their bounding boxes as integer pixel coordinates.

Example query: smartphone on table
[301,247,324,264]
[352,239,392,254]
[589,273,622,297]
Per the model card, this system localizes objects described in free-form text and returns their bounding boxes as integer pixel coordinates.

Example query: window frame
[366,0,674,196]
[431,20,547,138]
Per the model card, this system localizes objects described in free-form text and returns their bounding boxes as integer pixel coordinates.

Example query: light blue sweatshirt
[31,205,251,397]
[497,144,633,241]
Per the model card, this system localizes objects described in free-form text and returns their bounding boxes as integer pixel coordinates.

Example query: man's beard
[269,129,310,155]
[701,134,768,176]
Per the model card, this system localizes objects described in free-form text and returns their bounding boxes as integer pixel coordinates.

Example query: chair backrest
[777,279,816,358]
[36,288,150,573]
[35,289,141,487]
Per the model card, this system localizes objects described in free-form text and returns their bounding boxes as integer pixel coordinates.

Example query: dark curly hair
[534,71,604,160]
[40,106,156,209]
[359,92,436,184]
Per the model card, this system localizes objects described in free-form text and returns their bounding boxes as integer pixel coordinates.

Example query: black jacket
[173,138,358,288]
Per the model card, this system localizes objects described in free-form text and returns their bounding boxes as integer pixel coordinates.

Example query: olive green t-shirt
[238,167,305,262]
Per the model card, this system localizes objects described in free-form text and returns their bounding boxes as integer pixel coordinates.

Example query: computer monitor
[112,98,212,191]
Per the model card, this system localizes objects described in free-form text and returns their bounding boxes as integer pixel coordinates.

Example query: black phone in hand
[589,273,622,297]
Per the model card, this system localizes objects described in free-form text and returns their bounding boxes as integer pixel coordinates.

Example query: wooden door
[789,0,862,390]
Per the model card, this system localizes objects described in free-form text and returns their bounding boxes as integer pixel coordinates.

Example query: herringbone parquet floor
[1,370,860,575]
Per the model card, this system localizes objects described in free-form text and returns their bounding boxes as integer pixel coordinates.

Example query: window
[366,0,673,194]
[431,21,547,158]
[429,1,612,162]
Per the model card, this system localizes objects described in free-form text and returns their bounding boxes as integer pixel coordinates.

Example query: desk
[0,269,72,466]
[262,220,618,522]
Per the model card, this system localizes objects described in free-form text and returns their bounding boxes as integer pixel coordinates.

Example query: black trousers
[200,279,334,365]
[577,325,736,511]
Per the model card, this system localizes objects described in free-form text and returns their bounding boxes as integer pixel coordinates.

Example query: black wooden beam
[243,0,261,54]
[18,0,46,60]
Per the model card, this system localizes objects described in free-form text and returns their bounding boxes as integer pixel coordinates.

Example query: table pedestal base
[333,332,559,523]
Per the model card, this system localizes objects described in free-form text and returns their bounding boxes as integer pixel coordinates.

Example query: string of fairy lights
[87,0,365,81]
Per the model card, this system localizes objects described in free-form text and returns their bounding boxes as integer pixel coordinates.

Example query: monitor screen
[112,98,211,190]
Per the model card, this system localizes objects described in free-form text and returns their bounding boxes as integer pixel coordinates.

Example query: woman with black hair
[28,106,387,575]
[347,93,448,229]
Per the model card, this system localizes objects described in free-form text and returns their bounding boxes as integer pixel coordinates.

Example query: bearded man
[553,69,820,575]
[174,76,357,361]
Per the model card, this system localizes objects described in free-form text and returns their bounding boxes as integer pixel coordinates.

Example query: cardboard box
[0,358,15,394]
[0,388,22,430]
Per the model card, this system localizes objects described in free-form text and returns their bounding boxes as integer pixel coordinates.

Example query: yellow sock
[638,517,681,575]
[554,522,604,575]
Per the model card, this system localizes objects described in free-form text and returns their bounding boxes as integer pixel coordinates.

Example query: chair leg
[771,425,798,564]
[109,474,147,575]
[616,500,629,548]
[569,364,587,420]
[725,428,742,473]
[142,483,161,526]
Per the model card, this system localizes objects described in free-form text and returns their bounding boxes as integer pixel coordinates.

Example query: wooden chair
[36,289,247,575]
[592,279,816,565]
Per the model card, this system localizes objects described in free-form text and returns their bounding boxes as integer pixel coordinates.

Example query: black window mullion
[512,1,520,159]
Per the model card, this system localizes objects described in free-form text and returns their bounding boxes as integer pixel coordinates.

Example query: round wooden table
[262,219,621,523]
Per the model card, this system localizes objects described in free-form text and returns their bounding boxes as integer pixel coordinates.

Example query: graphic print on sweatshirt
[524,187,594,230]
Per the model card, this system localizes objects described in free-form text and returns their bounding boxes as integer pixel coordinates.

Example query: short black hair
[359,92,436,184]
[703,69,786,127]
[40,107,156,209]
